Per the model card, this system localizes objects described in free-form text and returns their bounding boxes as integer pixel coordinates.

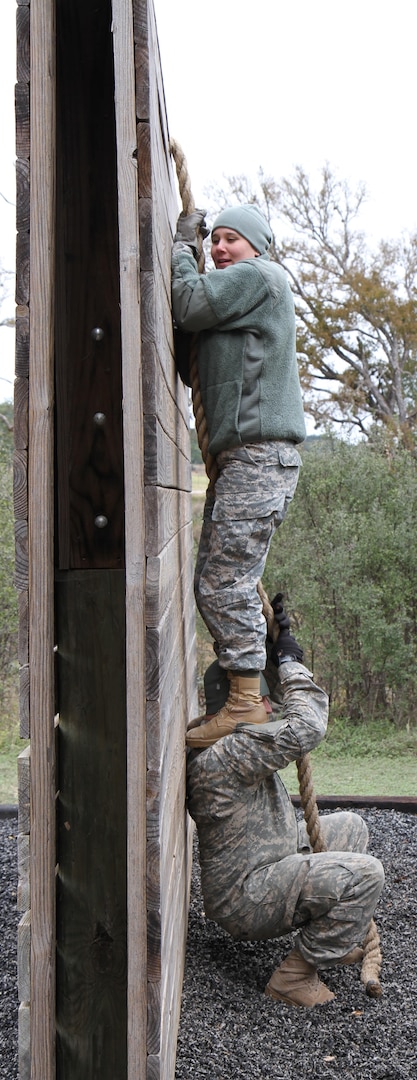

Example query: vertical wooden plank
[54,3,129,1075]
[54,0,124,572]
[18,911,32,1003]
[55,571,127,1079]
[111,1,147,1077]
[16,0,31,772]
[18,1003,31,1080]
[29,0,56,1077]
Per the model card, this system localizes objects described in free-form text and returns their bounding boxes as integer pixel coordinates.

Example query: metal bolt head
[91,327,104,342]
[94,515,108,529]
[93,412,106,426]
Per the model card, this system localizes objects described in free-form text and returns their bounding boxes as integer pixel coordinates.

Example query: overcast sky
[154,0,417,239]
[1,0,416,401]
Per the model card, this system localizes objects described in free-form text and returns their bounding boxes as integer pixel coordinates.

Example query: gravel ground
[1,809,416,1080]
[0,816,19,1080]
[175,809,417,1080]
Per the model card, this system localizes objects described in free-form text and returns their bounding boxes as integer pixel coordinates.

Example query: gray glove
[173,209,209,256]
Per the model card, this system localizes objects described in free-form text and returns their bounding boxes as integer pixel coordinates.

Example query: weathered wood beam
[111,1,147,1076]
[28,0,56,1076]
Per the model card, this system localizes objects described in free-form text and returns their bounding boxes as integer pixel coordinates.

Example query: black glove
[173,326,193,387]
[271,592,290,634]
[271,632,304,666]
[173,210,209,255]
[270,593,304,665]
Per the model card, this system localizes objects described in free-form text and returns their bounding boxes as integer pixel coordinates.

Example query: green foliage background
[0,403,19,795]
[0,404,17,697]
[263,436,417,728]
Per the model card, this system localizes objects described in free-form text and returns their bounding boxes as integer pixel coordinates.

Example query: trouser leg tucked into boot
[186,672,267,748]
[265,948,335,1008]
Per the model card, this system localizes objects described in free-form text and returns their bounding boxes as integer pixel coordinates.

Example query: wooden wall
[15,12,31,1073]
[15,1,197,1077]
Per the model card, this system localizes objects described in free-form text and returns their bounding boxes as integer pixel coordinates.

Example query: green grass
[287,716,417,796]
[0,737,24,803]
[283,753,417,797]
[0,679,27,803]
[191,466,210,497]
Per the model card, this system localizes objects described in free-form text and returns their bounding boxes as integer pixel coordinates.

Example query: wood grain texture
[19,663,30,739]
[112,0,148,1076]
[145,521,194,626]
[17,832,30,913]
[16,3,30,82]
[18,1003,31,1080]
[145,565,195,701]
[17,2,197,1078]
[15,227,30,307]
[15,83,30,163]
[141,340,191,453]
[55,0,124,570]
[133,0,150,121]
[14,376,28,451]
[133,1,197,1076]
[14,518,28,592]
[13,447,28,520]
[17,588,29,666]
[55,570,127,1079]
[144,485,192,556]
[15,306,30,379]
[143,413,191,490]
[18,911,31,1003]
[28,0,56,1076]
[15,0,32,787]
[18,744,31,834]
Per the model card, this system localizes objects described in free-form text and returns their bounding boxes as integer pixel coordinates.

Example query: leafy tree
[209,167,417,446]
[264,437,417,728]
[0,401,13,445]
[0,403,17,702]
[189,426,203,465]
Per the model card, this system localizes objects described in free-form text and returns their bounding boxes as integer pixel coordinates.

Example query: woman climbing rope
[170,142,383,999]
[172,202,306,747]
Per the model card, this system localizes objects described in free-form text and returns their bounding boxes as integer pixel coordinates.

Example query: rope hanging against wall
[169,138,382,997]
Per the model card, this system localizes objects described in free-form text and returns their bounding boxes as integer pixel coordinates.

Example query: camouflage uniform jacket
[186,662,328,927]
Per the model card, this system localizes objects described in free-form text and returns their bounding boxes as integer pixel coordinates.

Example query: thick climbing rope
[169,139,218,491]
[169,139,382,997]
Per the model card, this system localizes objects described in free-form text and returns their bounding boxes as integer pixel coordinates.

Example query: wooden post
[55,571,127,1078]
[15,2,31,1074]
[111,1,148,1075]
[54,0,127,1076]
[132,4,197,1076]
[16,2,197,1077]
[28,0,56,1077]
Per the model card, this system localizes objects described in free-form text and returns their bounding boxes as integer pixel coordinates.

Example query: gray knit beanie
[211,204,272,254]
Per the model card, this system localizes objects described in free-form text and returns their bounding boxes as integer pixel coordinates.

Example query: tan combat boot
[265,948,335,1008]
[186,672,268,748]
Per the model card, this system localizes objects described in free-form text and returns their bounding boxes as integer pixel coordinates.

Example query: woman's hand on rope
[173,209,209,259]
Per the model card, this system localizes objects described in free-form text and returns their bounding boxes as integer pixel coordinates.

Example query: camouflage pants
[219,812,385,968]
[194,441,301,671]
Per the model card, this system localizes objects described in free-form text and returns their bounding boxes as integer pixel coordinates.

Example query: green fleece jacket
[171,249,306,456]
